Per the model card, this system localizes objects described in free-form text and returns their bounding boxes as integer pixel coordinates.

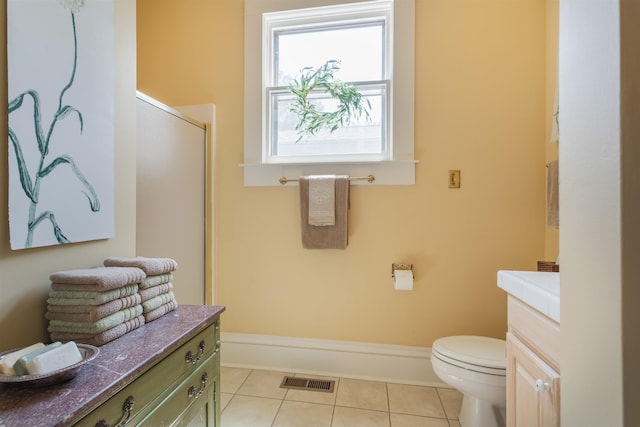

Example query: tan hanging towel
[299,175,349,249]
[547,160,559,228]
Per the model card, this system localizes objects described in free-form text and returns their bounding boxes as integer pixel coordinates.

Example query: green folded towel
[142,291,175,313]
[48,305,143,334]
[48,284,139,306]
[139,273,173,290]
[46,294,142,322]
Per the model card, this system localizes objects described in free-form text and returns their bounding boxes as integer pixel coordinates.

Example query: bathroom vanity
[498,270,560,427]
[0,304,225,427]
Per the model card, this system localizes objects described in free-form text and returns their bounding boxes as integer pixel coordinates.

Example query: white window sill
[241,160,418,187]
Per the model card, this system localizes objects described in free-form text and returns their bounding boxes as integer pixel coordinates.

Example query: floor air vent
[280,376,335,393]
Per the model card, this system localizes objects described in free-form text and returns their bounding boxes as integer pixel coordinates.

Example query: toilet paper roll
[393,269,413,291]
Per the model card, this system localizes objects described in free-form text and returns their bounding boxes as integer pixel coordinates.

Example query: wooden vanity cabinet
[506,296,560,427]
[74,318,221,427]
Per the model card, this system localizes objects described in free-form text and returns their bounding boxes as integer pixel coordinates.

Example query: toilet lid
[432,336,506,373]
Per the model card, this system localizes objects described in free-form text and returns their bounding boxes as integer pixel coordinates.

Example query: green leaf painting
[7,0,114,249]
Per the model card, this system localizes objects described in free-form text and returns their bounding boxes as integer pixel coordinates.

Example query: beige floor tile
[221,394,282,427]
[272,401,334,427]
[285,374,339,405]
[436,388,463,420]
[221,366,252,393]
[220,392,234,411]
[332,406,390,427]
[221,368,456,427]
[390,413,450,427]
[335,378,389,411]
[388,383,446,418]
[237,369,293,399]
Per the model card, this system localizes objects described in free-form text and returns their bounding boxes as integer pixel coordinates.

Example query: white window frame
[244,0,416,186]
[264,4,390,164]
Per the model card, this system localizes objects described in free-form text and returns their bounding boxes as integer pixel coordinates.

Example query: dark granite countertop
[0,304,225,427]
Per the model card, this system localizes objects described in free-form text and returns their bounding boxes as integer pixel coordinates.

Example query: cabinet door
[172,378,216,427]
[139,354,217,427]
[507,332,560,427]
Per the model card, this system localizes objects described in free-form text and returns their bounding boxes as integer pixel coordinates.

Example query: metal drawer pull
[188,372,209,399]
[185,340,206,365]
[95,395,135,427]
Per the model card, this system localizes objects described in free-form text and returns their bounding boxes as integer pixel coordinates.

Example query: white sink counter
[498,270,560,322]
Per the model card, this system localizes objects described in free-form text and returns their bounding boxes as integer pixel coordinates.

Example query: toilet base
[459,394,506,427]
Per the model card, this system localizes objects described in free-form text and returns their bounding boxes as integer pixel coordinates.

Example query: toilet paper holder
[391,263,414,278]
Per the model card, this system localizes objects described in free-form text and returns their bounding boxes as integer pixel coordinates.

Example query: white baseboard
[220,332,446,387]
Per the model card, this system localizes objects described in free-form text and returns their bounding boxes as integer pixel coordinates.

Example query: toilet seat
[432,336,506,376]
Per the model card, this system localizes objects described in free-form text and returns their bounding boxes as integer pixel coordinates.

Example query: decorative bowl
[0,343,99,387]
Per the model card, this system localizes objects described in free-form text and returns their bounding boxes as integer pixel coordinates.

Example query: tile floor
[221,367,463,427]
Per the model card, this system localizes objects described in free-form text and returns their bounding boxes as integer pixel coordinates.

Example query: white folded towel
[307,175,336,226]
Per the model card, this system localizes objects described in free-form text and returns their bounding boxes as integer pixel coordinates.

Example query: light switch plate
[448,170,461,188]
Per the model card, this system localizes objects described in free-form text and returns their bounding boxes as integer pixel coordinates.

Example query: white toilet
[431,335,507,427]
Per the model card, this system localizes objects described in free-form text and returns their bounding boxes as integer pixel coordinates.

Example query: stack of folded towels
[103,256,178,323]
[46,267,146,346]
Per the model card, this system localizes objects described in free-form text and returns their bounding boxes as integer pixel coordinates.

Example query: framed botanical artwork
[7,0,114,250]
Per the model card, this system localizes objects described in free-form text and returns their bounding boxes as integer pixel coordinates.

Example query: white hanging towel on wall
[308,175,336,226]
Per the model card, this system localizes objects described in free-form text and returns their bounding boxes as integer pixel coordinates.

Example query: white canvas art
[7,0,114,250]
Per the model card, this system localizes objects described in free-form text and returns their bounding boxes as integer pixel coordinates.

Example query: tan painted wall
[0,0,137,349]
[137,0,548,346]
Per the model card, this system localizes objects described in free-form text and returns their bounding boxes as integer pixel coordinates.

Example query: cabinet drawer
[508,296,560,371]
[76,320,220,427]
[139,353,218,426]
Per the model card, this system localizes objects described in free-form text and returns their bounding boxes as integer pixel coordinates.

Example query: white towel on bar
[307,175,336,226]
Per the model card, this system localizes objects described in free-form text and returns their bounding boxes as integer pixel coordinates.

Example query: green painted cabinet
[140,353,218,426]
[75,319,221,427]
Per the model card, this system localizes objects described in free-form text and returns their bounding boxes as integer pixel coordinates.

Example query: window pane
[269,84,386,160]
[275,22,384,86]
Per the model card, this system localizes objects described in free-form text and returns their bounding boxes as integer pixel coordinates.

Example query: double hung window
[264,2,391,163]
[244,0,415,186]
